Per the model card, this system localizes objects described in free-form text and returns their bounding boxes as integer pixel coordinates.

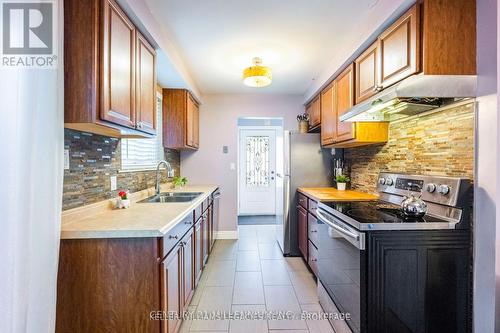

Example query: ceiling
[145,0,380,95]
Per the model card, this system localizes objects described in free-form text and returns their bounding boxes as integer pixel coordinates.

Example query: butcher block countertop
[298,187,378,202]
[60,184,218,239]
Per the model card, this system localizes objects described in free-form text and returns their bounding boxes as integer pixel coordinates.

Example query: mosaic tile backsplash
[63,129,180,210]
[344,102,475,194]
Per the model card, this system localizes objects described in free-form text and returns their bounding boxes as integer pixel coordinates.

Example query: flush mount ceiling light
[243,57,272,88]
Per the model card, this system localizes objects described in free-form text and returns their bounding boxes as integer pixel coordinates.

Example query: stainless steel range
[315,172,472,333]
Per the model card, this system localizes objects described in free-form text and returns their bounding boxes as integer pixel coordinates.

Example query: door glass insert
[246,136,270,187]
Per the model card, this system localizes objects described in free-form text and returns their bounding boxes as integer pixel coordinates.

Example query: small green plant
[173,176,188,187]
[336,174,350,183]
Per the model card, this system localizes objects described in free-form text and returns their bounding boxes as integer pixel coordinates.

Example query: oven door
[316,206,365,333]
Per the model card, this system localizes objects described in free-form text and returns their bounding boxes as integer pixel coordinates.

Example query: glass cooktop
[321,201,448,224]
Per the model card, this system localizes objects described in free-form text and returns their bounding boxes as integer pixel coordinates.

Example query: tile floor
[179,224,334,333]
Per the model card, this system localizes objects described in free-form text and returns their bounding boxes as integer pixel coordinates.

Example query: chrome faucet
[155,160,174,195]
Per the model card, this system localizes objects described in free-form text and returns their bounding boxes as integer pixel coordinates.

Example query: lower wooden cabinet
[308,241,318,276]
[298,205,308,259]
[194,217,203,287]
[161,243,183,333]
[202,210,209,266]
[181,228,194,308]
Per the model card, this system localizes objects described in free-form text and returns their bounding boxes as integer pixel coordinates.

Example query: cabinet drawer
[308,213,319,247]
[160,213,193,259]
[308,199,318,215]
[298,193,308,209]
[308,241,318,276]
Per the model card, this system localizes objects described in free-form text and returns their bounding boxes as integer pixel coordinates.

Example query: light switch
[64,149,69,170]
[230,163,236,170]
[223,146,228,154]
[110,175,117,191]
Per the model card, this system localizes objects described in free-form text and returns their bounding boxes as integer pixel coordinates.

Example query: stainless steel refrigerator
[275,131,332,256]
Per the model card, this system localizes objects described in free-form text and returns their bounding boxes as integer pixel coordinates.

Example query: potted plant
[335,174,350,191]
[117,190,130,209]
[173,176,188,189]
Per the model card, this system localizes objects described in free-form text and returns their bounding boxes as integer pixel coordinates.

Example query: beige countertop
[298,187,378,202]
[60,185,218,239]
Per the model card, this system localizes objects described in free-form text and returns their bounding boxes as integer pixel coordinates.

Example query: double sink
[138,192,203,203]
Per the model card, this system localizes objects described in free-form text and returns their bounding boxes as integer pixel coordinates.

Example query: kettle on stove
[401,187,428,218]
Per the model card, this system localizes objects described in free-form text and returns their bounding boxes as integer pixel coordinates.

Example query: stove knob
[378,178,386,185]
[437,184,450,195]
[426,183,437,193]
[385,178,394,186]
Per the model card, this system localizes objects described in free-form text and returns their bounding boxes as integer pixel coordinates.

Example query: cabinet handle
[169,235,179,240]
[310,230,318,233]
[310,258,317,262]
[372,85,383,92]
[185,221,192,225]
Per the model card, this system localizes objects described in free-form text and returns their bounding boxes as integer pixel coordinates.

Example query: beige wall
[180,94,303,233]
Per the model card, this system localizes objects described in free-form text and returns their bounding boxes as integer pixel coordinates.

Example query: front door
[239,129,277,215]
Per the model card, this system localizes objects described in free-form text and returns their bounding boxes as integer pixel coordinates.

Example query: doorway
[237,118,283,225]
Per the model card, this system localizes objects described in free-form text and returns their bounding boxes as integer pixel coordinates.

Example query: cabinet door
[320,82,335,146]
[185,94,196,147]
[209,205,215,252]
[135,31,156,134]
[378,4,420,89]
[101,0,136,128]
[192,101,200,148]
[194,218,203,287]
[202,211,209,266]
[182,229,194,309]
[311,96,321,127]
[355,42,379,104]
[297,206,308,259]
[334,64,355,142]
[305,102,313,128]
[160,244,182,333]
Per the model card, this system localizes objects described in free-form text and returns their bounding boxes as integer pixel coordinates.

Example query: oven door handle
[316,208,360,241]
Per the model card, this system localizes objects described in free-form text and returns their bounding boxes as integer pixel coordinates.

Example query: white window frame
[120,92,164,171]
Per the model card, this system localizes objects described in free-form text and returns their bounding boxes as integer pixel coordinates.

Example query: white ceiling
[145,0,381,95]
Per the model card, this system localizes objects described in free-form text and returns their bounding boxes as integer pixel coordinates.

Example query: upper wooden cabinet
[163,89,200,150]
[305,95,321,130]
[321,64,388,148]
[334,65,355,142]
[355,0,475,104]
[64,0,156,138]
[378,4,420,89]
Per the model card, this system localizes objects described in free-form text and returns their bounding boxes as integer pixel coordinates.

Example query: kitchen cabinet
[321,64,389,148]
[64,0,156,138]
[305,95,321,131]
[136,31,157,134]
[202,210,209,266]
[163,89,200,150]
[56,189,220,333]
[161,242,183,333]
[355,42,379,104]
[378,4,420,89]
[307,241,318,276]
[208,204,215,252]
[297,205,308,259]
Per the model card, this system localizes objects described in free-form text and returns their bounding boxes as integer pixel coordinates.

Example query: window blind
[121,96,163,170]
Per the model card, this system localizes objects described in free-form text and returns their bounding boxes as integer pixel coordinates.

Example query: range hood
[340,75,477,122]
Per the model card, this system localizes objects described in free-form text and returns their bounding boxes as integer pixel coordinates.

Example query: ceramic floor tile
[232,271,265,304]
[268,330,309,333]
[237,238,259,251]
[256,226,277,244]
[261,260,291,285]
[258,243,283,259]
[205,260,236,286]
[236,251,261,271]
[229,304,267,333]
[179,306,197,333]
[288,270,318,304]
[264,285,307,330]
[211,240,238,260]
[237,226,258,239]
[190,286,233,331]
[284,257,310,272]
[301,303,335,333]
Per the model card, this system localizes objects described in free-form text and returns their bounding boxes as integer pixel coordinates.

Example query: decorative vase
[298,120,309,133]
[117,198,131,209]
[337,182,347,191]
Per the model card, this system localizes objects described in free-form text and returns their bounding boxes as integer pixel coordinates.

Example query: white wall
[181,94,303,233]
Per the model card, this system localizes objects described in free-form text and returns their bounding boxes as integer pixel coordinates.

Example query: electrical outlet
[64,149,69,170]
[223,145,228,154]
[110,175,117,191]
[168,169,175,178]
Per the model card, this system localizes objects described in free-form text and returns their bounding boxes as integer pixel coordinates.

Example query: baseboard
[215,230,239,239]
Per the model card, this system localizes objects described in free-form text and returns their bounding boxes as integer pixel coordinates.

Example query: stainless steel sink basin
[138,192,202,203]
